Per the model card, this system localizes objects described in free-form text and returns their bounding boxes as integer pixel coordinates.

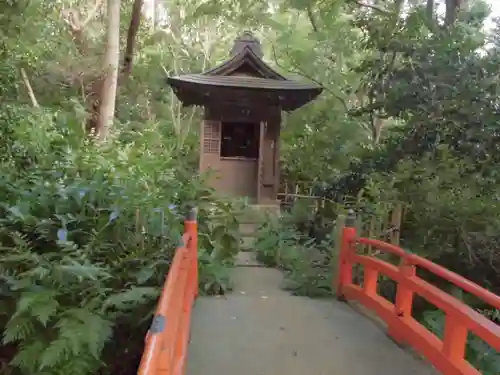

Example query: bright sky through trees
[143,0,500,31]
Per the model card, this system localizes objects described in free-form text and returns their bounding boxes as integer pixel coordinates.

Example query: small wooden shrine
[167,32,322,204]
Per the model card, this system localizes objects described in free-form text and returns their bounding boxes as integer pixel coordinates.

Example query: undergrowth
[0,106,238,375]
[423,309,500,374]
[254,203,337,297]
[255,199,500,373]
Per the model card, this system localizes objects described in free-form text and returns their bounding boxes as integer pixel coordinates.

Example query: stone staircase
[237,204,280,252]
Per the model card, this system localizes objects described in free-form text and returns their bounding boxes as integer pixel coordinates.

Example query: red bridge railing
[137,208,198,375]
[336,210,500,375]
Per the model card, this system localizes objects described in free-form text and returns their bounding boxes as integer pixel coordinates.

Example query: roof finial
[230,31,263,58]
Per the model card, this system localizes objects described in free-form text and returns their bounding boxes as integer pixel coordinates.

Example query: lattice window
[204,121,219,138]
[203,139,219,154]
[203,121,220,154]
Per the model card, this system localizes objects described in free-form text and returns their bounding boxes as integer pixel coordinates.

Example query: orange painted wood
[336,225,500,375]
[363,267,378,296]
[335,226,356,299]
[137,214,198,375]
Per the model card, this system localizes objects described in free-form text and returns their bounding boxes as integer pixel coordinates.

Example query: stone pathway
[187,252,437,375]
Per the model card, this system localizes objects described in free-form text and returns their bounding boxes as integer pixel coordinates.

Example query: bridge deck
[187,253,438,375]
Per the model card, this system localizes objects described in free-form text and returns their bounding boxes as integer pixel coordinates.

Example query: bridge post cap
[346,209,356,227]
[186,206,197,221]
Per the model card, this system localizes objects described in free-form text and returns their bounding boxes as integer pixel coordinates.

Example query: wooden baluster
[363,267,378,297]
[442,316,468,362]
[388,257,416,345]
[336,210,357,301]
[185,207,198,298]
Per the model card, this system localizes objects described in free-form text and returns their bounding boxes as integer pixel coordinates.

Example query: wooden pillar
[274,119,281,203]
[257,121,265,203]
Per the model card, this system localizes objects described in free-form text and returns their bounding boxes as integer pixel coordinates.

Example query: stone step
[240,236,255,251]
[239,223,259,236]
[236,204,280,252]
[237,204,281,224]
[234,251,261,267]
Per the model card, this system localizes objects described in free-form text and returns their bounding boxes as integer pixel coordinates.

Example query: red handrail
[336,213,500,375]
[137,208,198,375]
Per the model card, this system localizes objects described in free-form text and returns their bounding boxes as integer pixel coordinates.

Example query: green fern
[10,341,46,373]
[0,111,242,375]
[13,290,59,326]
[54,353,100,375]
[3,315,36,344]
[102,287,159,312]
[57,308,113,359]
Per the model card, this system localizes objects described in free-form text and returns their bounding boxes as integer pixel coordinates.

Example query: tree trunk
[96,0,121,140]
[426,0,434,22]
[122,0,144,78]
[445,0,467,26]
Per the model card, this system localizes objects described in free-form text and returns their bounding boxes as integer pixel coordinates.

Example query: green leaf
[3,315,36,344]
[102,287,159,311]
[8,205,25,220]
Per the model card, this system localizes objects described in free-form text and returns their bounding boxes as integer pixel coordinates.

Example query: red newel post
[336,209,357,301]
[184,207,198,298]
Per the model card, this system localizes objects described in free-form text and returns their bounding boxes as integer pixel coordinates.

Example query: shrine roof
[167,74,320,92]
[166,32,322,112]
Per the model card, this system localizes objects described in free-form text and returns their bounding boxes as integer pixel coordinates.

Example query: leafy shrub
[254,205,337,297]
[196,199,244,295]
[365,151,500,298]
[198,249,233,295]
[423,309,500,374]
[0,106,239,375]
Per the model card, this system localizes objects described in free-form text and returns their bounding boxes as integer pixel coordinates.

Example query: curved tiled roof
[202,45,286,80]
[167,74,320,91]
[166,32,323,112]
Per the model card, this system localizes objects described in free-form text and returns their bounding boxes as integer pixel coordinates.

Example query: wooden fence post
[332,213,346,290]
[368,217,376,254]
[136,208,145,251]
[390,203,403,246]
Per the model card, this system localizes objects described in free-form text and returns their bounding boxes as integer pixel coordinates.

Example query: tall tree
[122,0,144,78]
[445,0,468,25]
[96,0,121,139]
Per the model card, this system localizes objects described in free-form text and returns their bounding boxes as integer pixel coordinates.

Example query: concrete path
[187,252,437,375]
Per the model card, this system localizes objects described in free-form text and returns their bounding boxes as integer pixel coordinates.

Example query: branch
[306,5,319,32]
[61,0,103,54]
[20,68,39,108]
[80,0,103,29]
[304,5,336,65]
[271,45,348,111]
[349,0,391,15]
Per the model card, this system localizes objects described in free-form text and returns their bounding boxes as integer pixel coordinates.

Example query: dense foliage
[0,1,242,374]
[254,203,336,297]
[256,0,500,372]
[0,104,240,375]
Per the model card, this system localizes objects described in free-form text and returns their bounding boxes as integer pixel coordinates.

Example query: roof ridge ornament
[230,31,263,58]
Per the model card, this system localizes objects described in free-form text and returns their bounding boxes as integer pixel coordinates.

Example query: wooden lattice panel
[203,121,220,154]
[204,121,220,138]
[203,139,219,154]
